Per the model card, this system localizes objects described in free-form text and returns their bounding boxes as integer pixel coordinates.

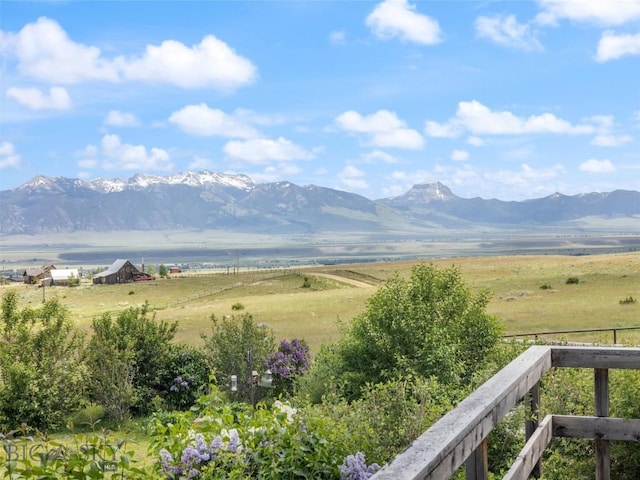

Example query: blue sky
[1,0,639,200]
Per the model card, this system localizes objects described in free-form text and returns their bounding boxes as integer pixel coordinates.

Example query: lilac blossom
[180,445,200,468]
[265,338,311,394]
[227,429,241,453]
[159,448,183,477]
[170,375,191,392]
[194,433,210,462]
[209,435,223,457]
[340,452,380,480]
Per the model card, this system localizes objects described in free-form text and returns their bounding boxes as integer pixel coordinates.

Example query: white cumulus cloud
[2,17,118,83]
[336,110,424,149]
[362,150,398,164]
[0,142,21,169]
[425,100,595,137]
[485,163,566,186]
[424,120,460,138]
[595,31,640,62]
[6,85,71,110]
[188,156,215,170]
[1,17,256,90]
[580,158,616,173]
[248,164,303,183]
[104,110,140,127]
[118,35,256,89]
[591,134,633,147]
[366,0,441,45]
[79,134,172,171]
[338,165,369,190]
[535,0,640,26]
[467,136,486,146]
[223,137,314,164]
[451,149,469,161]
[587,114,634,146]
[169,104,260,138]
[475,15,542,51]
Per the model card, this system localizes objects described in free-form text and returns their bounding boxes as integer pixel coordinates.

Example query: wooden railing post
[595,368,610,480]
[525,381,541,478]
[465,438,488,480]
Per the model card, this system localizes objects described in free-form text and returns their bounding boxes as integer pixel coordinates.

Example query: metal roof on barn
[93,259,135,278]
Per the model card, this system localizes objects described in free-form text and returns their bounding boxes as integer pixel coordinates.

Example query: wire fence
[503,325,640,345]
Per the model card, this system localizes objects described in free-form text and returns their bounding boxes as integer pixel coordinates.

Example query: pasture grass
[2,252,639,351]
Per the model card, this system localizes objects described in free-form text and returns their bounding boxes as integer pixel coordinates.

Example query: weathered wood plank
[465,438,488,480]
[551,346,640,369]
[525,381,541,478]
[552,416,640,441]
[371,346,552,480]
[594,368,610,480]
[502,415,553,480]
[594,369,609,417]
[596,438,611,480]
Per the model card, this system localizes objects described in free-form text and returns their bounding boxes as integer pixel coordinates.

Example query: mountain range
[1,172,639,235]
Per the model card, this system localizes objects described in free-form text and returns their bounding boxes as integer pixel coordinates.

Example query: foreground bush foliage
[158,344,212,411]
[303,375,453,465]
[202,314,276,404]
[0,425,147,479]
[304,263,503,401]
[87,303,178,420]
[149,387,378,480]
[0,292,87,430]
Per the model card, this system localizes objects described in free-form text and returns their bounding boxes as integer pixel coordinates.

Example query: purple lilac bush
[265,338,311,395]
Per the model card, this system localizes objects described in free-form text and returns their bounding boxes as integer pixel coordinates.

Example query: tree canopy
[333,263,503,398]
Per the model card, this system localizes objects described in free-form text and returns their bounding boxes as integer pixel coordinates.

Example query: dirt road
[311,273,375,288]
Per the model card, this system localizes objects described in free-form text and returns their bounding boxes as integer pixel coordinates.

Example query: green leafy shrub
[0,292,88,431]
[539,284,553,290]
[565,277,580,284]
[303,375,453,465]
[158,264,168,279]
[158,344,211,411]
[610,369,640,479]
[619,296,637,305]
[231,302,245,311]
[331,263,503,399]
[86,303,178,420]
[296,343,349,404]
[202,313,275,404]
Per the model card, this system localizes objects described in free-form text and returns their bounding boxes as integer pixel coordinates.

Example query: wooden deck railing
[371,345,640,480]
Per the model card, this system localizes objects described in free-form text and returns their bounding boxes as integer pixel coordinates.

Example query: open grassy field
[3,252,639,350]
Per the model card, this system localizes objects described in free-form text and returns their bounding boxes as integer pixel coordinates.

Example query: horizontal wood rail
[371,346,640,480]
